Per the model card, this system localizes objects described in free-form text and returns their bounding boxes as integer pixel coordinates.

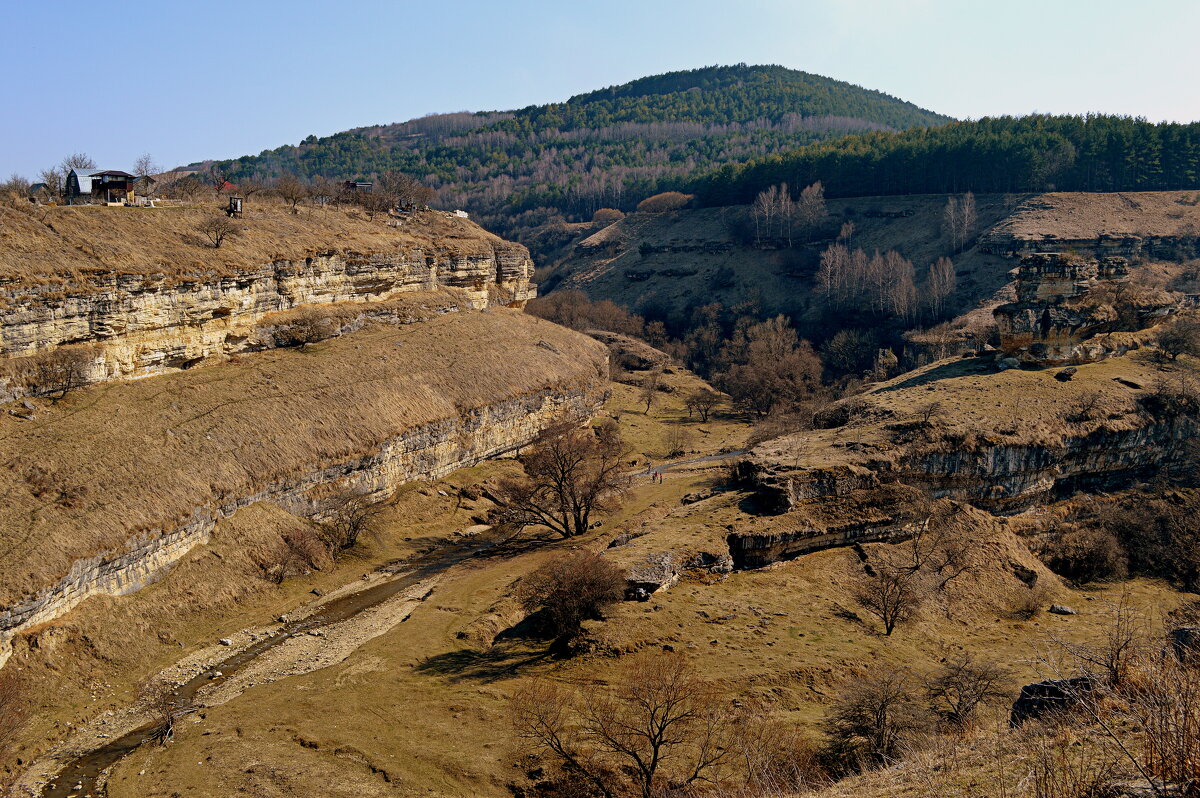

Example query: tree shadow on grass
[415,644,551,683]
[873,356,992,393]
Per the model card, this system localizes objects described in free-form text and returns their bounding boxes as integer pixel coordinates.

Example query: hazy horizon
[3,0,1198,178]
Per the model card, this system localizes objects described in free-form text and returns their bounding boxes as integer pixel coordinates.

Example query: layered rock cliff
[0,300,608,667]
[730,354,1196,565]
[993,253,1177,366]
[0,205,535,398]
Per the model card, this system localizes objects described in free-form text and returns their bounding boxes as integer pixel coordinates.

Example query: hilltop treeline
[204,65,949,234]
[692,114,1200,204]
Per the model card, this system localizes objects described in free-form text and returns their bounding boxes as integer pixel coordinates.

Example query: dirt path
[20,528,499,798]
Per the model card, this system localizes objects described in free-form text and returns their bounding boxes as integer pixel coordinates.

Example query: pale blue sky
[2,0,1197,178]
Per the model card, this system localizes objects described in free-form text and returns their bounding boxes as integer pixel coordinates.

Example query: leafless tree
[822,667,928,773]
[512,654,740,798]
[924,653,1007,728]
[796,180,827,236]
[1155,316,1200,362]
[132,153,157,181]
[60,152,96,172]
[685,389,721,422]
[37,167,63,201]
[319,489,385,555]
[197,215,241,249]
[273,175,309,214]
[943,192,977,252]
[639,366,663,414]
[851,514,972,635]
[34,346,94,399]
[375,170,435,208]
[927,256,957,317]
[496,420,628,538]
[517,551,626,643]
[664,425,691,457]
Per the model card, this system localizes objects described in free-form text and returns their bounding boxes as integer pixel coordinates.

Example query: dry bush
[924,653,1008,729]
[1,345,101,399]
[820,667,930,774]
[1051,594,1145,688]
[663,425,691,458]
[319,489,385,557]
[138,677,194,746]
[591,208,625,225]
[1022,726,1119,798]
[1104,494,1200,592]
[196,215,241,248]
[268,308,342,349]
[635,191,693,213]
[1036,525,1128,586]
[1009,580,1054,620]
[516,551,626,645]
[1155,316,1200,361]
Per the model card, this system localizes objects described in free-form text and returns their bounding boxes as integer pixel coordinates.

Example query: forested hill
[205,65,950,232]
[691,114,1200,205]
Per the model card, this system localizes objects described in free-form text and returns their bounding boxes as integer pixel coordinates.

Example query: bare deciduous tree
[924,653,1007,728]
[319,489,385,556]
[685,389,721,422]
[822,667,927,773]
[639,366,663,414]
[927,256,957,317]
[60,152,96,172]
[197,215,241,249]
[496,420,628,538]
[273,175,309,214]
[34,346,94,399]
[512,654,739,798]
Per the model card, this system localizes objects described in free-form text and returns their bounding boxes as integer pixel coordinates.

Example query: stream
[38,450,746,797]
[39,531,506,798]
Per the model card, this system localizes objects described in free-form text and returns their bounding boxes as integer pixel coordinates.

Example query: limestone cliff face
[993,253,1176,366]
[740,415,1191,520]
[0,384,594,668]
[0,242,535,398]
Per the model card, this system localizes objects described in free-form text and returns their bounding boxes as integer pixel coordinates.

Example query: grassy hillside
[206,65,951,233]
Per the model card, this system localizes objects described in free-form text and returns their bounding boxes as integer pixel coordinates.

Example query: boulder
[1049,604,1078,615]
[1010,676,1095,726]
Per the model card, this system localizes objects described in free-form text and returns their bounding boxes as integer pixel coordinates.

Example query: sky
[3,0,1198,178]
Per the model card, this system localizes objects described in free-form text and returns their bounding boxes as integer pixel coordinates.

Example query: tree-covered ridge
[557,64,950,130]
[207,65,950,232]
[691,114,1200,205]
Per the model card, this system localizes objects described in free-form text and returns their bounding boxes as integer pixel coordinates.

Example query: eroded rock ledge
[0,305,608,667]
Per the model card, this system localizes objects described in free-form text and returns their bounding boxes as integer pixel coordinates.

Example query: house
[65,168,136,204]
[342,180,373,192]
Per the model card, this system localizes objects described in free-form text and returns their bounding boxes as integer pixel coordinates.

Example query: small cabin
[65,168,136,204]
[342,180,373,193]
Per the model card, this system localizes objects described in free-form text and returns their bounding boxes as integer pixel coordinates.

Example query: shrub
[1155,316,1200,361]
[635,191,693,213]
[516,551,626,645]
[1036,525,1128,585]
[821,668,929,774]
[591,207,625,225]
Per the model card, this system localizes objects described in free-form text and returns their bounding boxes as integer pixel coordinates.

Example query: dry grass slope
[0,301,607,604]
[0,203,517,296]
